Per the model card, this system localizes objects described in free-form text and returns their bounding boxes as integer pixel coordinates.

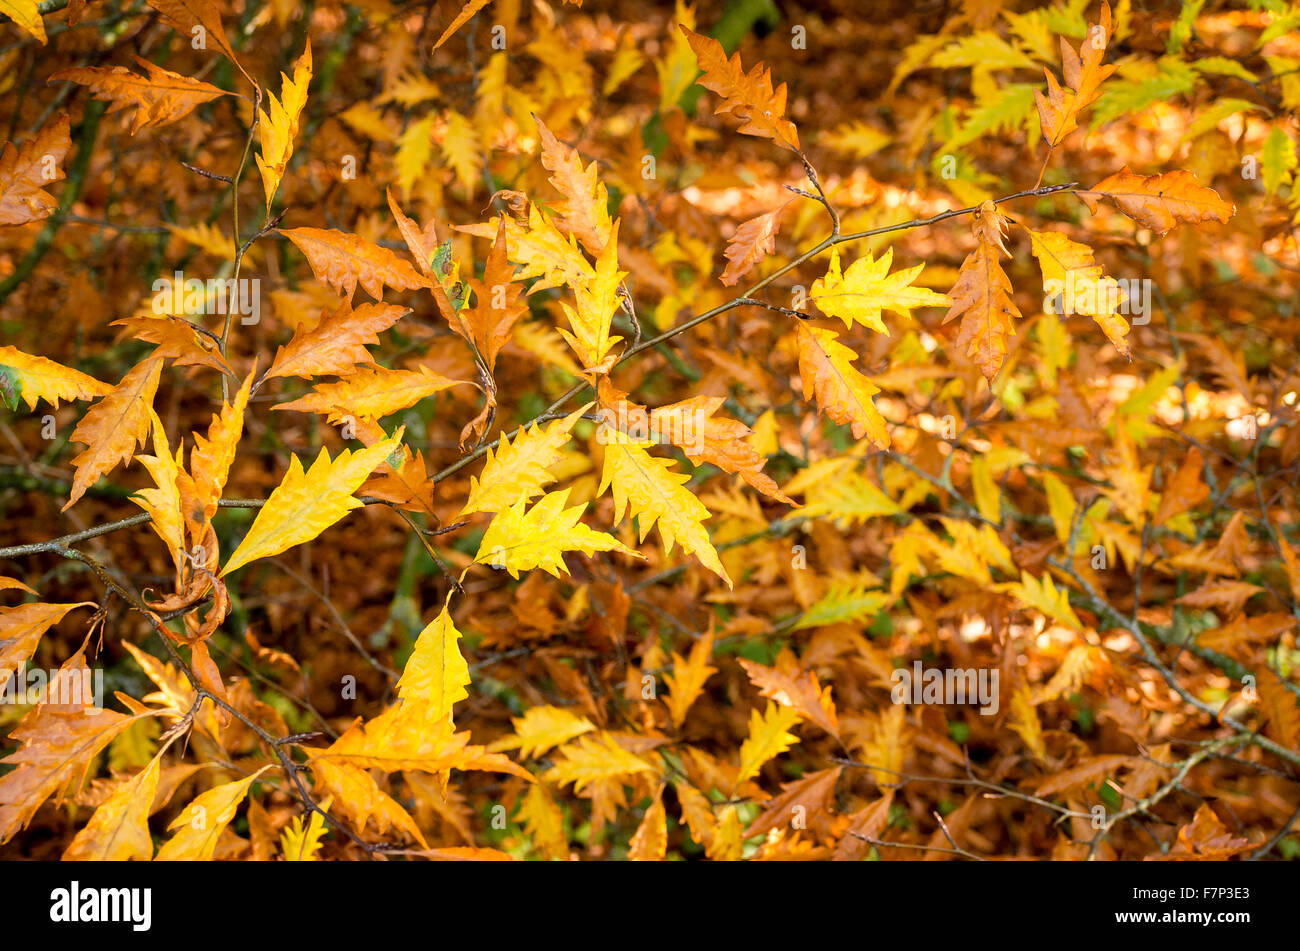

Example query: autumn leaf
[458,218,528,372]
[663,626,718,728]
[794,322,890,448]
[736,701,801,783]
[0,669,136,845]
[599,428,732,586]
[273,365,463,423]
[146,0,244,76]
[0,0,45,43]
[155,766,272,860]
[718,204,786,287]
[1034,2,1116,148]
[534,115,613,256]
[557,223,626,375]
[0,601,96,683]
[263,301,409,382]
[460,406,586,515]
[395,601,471,729]
[62,752,162,861]
[943,201,1020,381]
[111,315,234,375]
[628,785,667,860]
[1077,167,1235,235]
[1026,227,1130,356]
[682,27,800,150]
[50,56,228,135]
[0,113,69,226]
[488,705,596,760]
[0,344,108,411]
[472,488,640,579]
[432,0,491,52]
[739,651,840,738]
[544,732,657,793]
[63,355,163,510]
[220,428,404,576]
[281,227,431,301]
[810,248,949,334]
[256,43,311,209]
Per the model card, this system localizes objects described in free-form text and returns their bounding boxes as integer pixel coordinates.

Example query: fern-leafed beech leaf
[472,488,641,579]
[794,322,890,448]
[256,43,311,209]
[0,114,69,226]
[942,201,1021,381]
[272,365,464,423]
[63,355,163,510]
[1026,227,1131,355]
[220,429,404,576]
[719,204,786,286]
[681,27,800,150]
[49,57,228,135]
[534,115,614,256]
[460,406,588,515]
[263,301,409,381]
[1034,1,1116,148]
[280,227,432,301]
[0,345,108,411]
[0,0,45,43]
[1077,167,1235,235]
[4,0,1297,866]
[598,427,732,587]
[810,249,950,334]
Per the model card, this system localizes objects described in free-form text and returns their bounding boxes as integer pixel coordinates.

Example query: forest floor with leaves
[1,0,1300,862]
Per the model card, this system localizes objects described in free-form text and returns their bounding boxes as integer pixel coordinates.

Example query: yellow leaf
[273,365,463,423]
[557,223,625,374]
[1026,227,1130,355]
[280,805,330,861]
[396,601,470,730]
[598,429,732,586]
[811,248,948,334]
[63,753,161,861]
[255,42,311,209]
[473,488,641,579]
[736,702,801,783]
[220,429,404,576]
[155,765,271,861]
[628,785,667,860]
[517,783,568,860]
[488,705,596,760]
[969,454,1002,524]
[535,115,613,255]
[544,732,656,793]
[663,627,718,728]
[460,406,586,515]
[0,0,45,43]
[0,344,108,412]
[131,411,186,576]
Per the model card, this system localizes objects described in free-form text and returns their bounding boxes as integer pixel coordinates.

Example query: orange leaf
[264,300,408,381]
[943,201,1020,381]
[281,226,431,301]
[49,56,228,134]
[1077,167,1235,235]
[0,113,69,226]
[64,356,163,510]
[720,204,786,286]
[682,27,800,150]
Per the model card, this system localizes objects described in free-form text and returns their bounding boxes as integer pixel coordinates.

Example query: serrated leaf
[220,429,404,576]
